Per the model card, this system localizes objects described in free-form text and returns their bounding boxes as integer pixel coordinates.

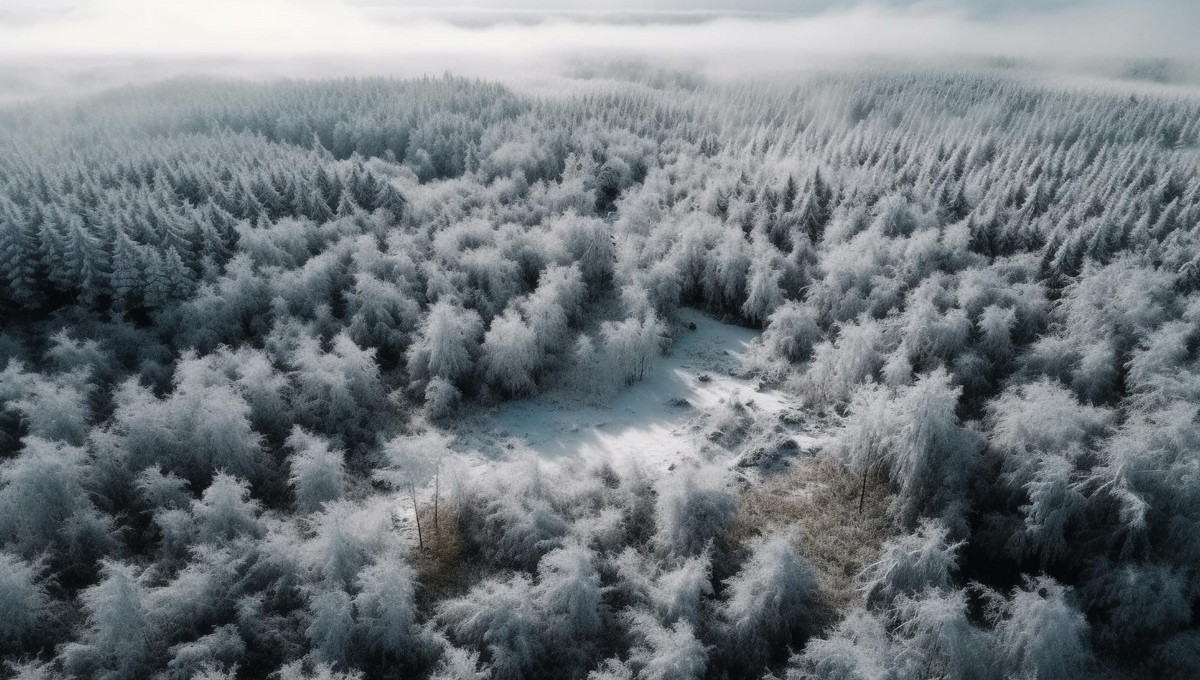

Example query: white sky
[0,0,1195,60]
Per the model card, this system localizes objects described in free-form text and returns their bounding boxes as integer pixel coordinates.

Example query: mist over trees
[1,69,1199,679]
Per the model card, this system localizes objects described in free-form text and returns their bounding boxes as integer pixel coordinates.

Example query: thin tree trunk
[433,466,440,533]
[860,445,874,515]
[859,464,868,515]
[410,484,423,550]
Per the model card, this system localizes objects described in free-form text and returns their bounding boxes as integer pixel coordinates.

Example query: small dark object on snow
[737,446,780,470]
[697,374,712,383]
[667,397,692,408]
[738,438,804,471]
[778,410,803,426]
[778,439,801,452]
[687,321,698,331]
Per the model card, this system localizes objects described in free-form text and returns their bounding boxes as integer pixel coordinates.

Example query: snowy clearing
[450,308,824,475]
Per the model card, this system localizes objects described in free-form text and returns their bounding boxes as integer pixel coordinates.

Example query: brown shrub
[734,457,897,627]
[408,502,475,601]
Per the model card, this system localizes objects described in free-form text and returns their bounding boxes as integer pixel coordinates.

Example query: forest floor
[388,309,837,551]
[389,310,834,541]
[398,308,854,570]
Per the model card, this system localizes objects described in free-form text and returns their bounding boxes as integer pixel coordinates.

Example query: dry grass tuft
[408,503,474,601]
[735,457,898,627]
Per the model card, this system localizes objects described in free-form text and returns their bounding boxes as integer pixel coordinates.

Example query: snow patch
[472,308,820,473]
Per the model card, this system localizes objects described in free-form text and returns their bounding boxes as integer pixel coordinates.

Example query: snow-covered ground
[451,308,823,475]
[394,309,827,546]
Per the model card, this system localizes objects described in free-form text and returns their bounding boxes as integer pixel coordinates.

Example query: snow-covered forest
[1,68,1200,680]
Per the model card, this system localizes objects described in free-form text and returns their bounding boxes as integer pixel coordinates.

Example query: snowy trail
[479,308,813,472]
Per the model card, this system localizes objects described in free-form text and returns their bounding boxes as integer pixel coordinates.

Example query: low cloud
[0,0,1196,102]
[1,0,1196,60]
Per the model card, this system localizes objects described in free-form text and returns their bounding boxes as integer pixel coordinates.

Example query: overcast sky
[0,0,1194,61]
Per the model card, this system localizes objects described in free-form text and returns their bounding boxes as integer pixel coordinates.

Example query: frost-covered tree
[720,531,818,670]
[428,646,489,680]
[436,574,541,680]
[274,660,363,680]
[306,587,354,667]
[893,589,994,680]
[164,624,245,680]
[0,552,50,647]
[985,380,1113,561]
[5,658,68,680]
[805,316,884,403]
[289,332,388,442]
[375,431,449,549]
[147,545,239,644]
[762,301,822,362]
[304,499,393,590]
[482,308,540,395]
[3,368,92,446]
[406,300,483,388]
[601,313,667,387]
[192,473,263,544]
[742,255,784,325]
[653,465,738,559]
[627,611,708,680]
[286,428,346,513]
[424,376,463,420]
[831,382,894,510]
[108,370,265,484]
[552,213,614,295]
[786,609,893,680]
[522,264,585,353]
[989,577,1092,680]
[346,271,421,356]
[987,380,1113,462]
[533,542,602,647]
[0,436,104,557]
[473,479,571,570]
[862,520,960,609]
[62,560,151,679]
[650,554,713,627]
[976,304,1017,363]
[885,369,980,531]
[353,556,426,661]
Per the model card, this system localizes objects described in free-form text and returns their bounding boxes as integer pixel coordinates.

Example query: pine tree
[285,427,345,513]
[62,216,108,305]
[406,301,483,387]
[482,308,540,395]
[63,560,150,679]
[354,557,426,661]
[37,209,70,293]
[0,199,42,306]
[781,175,798,213]
[721,531,818,669]
[373,181,407,218]
[0,551,50,645]
[803,170,833,243]
[160,246,194,300]
[314,166,343,212]
[295,180,335,222]
[143,249,171,308]
[742,256,783,325]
